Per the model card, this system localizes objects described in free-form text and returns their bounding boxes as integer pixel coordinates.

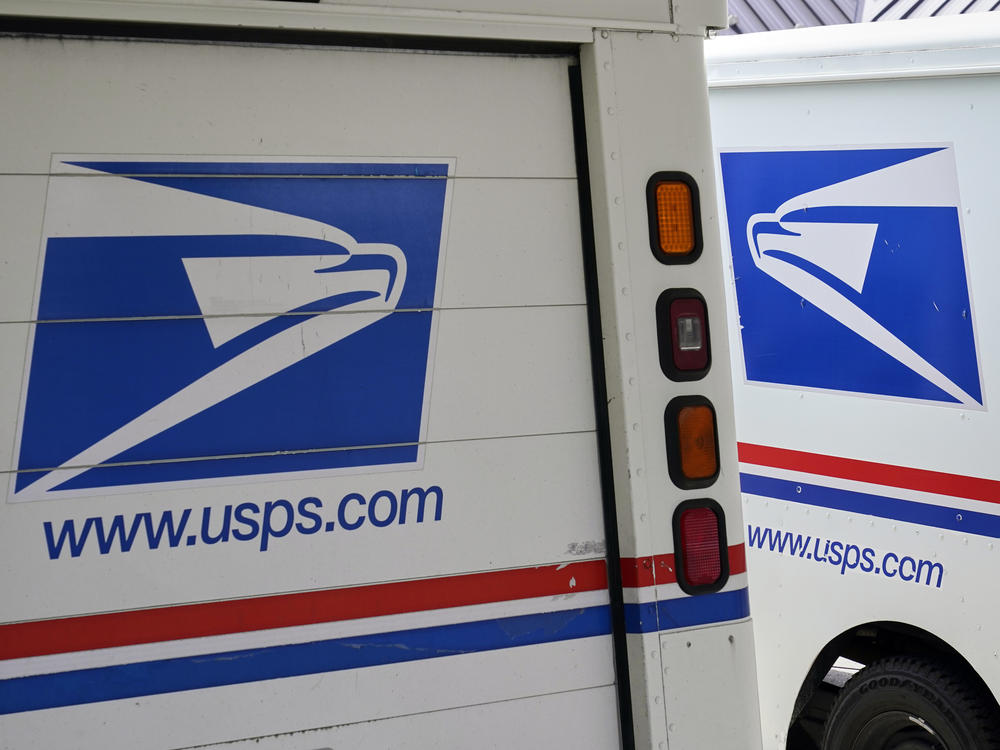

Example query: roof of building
[724,0,998,32]
[863,0,1000,21]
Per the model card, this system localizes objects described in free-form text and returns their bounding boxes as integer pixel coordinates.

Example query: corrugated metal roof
[724,0,860,33]
[863,0,1000,21]
[725,0,999,32]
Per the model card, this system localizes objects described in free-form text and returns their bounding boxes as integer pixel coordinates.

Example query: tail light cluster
[647,173,728,595]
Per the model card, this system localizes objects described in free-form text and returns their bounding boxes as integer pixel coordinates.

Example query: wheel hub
[853,710,945,750]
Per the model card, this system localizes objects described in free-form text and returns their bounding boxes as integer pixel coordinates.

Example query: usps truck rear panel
[0,2,760,749]
[709,15,1000,750]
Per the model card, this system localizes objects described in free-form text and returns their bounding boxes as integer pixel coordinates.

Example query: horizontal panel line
[177,682,617,750]
[0,302,587,326]
[6,428,597,478]
[37,174,453,180]
[0,172,578,180]
[708,63,1000,88]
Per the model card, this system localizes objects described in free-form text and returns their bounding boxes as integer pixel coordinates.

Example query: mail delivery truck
[708,14,1000,750]
[0,2,761,748]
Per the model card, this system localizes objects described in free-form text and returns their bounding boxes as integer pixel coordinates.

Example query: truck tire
[821,656,1000,750]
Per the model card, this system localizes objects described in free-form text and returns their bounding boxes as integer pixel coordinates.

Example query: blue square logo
[719,146,982,408]
[14,158,452,499]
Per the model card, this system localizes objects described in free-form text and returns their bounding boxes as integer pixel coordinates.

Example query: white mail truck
[708,13,1000,750]
[0,2,761,749]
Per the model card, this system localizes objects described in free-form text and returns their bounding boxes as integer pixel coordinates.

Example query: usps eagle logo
[719,146,982,408]
[13,158,451,499]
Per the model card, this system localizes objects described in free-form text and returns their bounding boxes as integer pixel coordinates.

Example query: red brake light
[674,501,729,594]
[680,507,721,586]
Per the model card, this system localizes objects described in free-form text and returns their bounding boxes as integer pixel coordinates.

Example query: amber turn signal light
[664,396,720,489]
[647,172,702,264]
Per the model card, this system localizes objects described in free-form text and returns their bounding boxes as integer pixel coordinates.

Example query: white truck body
[708,14,1000,749]
[0,2,761,748]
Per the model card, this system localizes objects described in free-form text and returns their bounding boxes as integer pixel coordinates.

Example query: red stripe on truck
[620,545,745,588]
[738,442,1000,505]
[0,560,608,661]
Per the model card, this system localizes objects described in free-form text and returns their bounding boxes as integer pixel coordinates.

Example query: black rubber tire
[821,656,1000,750]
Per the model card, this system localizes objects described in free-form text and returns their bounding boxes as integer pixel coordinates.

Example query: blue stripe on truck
[0,606,612,714]
[624,588,750,633]
[741,473,1000,538]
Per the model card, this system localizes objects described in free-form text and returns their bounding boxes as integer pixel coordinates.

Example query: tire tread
[821,655,1000,749]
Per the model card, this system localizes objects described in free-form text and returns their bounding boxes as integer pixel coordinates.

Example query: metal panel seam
[0,0,688,41]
